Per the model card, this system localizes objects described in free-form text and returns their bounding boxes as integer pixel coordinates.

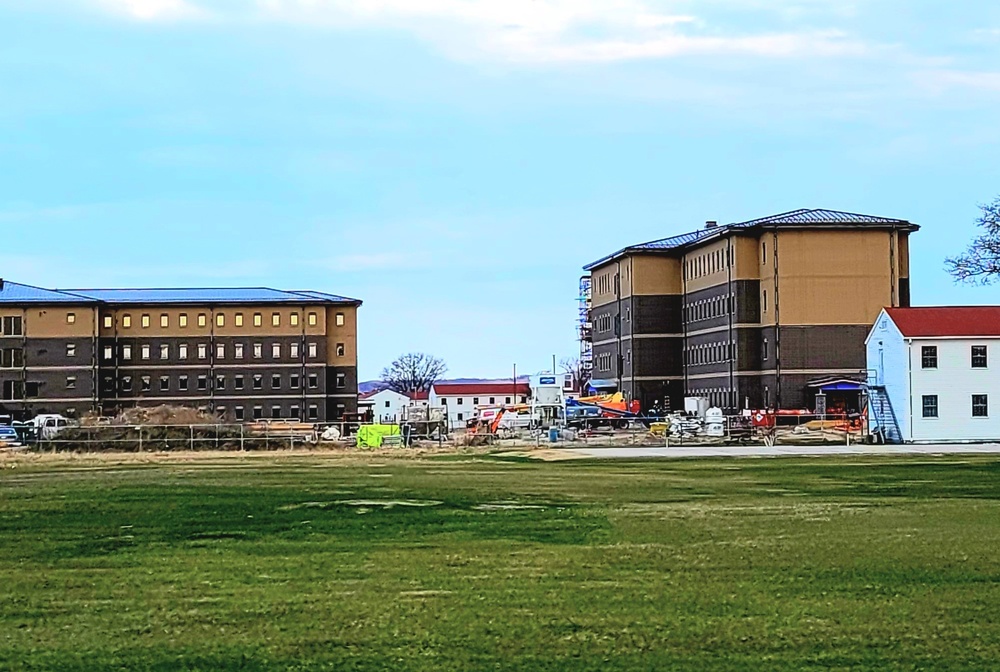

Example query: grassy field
[2,452,1000,671]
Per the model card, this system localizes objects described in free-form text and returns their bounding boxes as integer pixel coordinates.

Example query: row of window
[596,352,615,372]
[99,371,345,393]
[441,396,528,406]
[687,341,734,366]
[687,294,734,324]
[98,311,342,330]
[100,341,342,362]
[922,394,989,418]
[690,388,736,410]
[686,247,731,280]
[921,345,989,369]
[1,316,23,336]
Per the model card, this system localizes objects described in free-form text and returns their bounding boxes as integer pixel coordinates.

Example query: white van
[31,414,76,440]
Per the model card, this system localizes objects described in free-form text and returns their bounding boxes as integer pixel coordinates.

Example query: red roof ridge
[884,306,1000,338]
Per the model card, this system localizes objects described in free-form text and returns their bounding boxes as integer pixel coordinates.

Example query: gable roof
[433,382,531,397]
[61,287,361,305]
[885,307,1000,338]
[584,208,917,270]
[0,280,91,304]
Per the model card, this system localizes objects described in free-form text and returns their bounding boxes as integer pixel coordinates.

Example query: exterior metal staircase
[867,386,903,444]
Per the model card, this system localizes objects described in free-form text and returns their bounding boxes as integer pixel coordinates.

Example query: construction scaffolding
[578,276,593,379]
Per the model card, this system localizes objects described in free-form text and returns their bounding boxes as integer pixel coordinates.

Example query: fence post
[138,425,143,453]
[240,423,245,452]
[265,424,269,451]
[189,425,194,451]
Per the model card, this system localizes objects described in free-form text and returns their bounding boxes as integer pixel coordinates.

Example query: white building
[430,382,531,430]
[359,389,413,424]
[866,307,1000,443]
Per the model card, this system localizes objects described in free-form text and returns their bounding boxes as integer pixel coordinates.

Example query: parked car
[0,425,20,446]
[30,414,76,440]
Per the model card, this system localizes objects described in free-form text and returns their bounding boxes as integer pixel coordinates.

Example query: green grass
[2,454,1000,671]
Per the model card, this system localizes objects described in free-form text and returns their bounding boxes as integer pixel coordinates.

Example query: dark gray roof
[0,282,361,306]
[584,208,917,270]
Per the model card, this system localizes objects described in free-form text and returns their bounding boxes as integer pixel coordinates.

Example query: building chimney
[705,221,718,229]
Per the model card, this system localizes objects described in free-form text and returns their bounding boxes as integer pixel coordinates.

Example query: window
[198,375,208,391]
[972,346,988,369]
[309,312,319,326]
[67,312,76,325]
[197,344,207,360]
[921,346,938,369]
[178,344,188,360]
[308,374,318,389]
[179,313,188,328]
[103,346,113,360]
[272,313,281,327]
[489,397,495,404]
[253,406,263,420]
[253,375,263,390]
[122,315,132,328]
[922,395,939,418]
[290,405,300,419]
[308,405,318,421]
[762,290,768,313]
[66,343,76,358]
[335,313,344,327]
[161,314,169,328]
[272,374,282,389]
[271,406,282,420]
[122,344,132,360]
[253,343,262,359]
[457,413,464,422]
[198,314,207,328]
[217,313,225,328]
[473,397,480,405]
[442,398,448,404]
[506,397,511,404]
[290,342,300,358]
[234,406,245,421]
[160,344,169,360]
[102,376,114,393]
[457,398,464,405]
[253,313,262,327]
[234,375,245,390]
[308,343,318,358]
[141,344,150,360]
[235,343,244,359]
[762,339,769,361]
[272,343,281,359]
[160,376,170,392]
[216,406,226,418]
[235,313,244,327]
[141,314,150,328]
[216,375,226,391]
[216,343,225,360]
[103,316,113,329]
[66,376,77,390]
[141,376,152,392]
[762,241,767,265]
[121,376,133,392]
[179,375,189,391]
[336,373,346,389]
[290,374,300,389]
[336,343,345,357]
[290,313,299,327]
[973,395,989,418]
[385,401,391,408]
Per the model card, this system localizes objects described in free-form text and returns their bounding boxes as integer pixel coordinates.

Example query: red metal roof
[432,382,530,397]
[408,390,430,401]
[886,307,1000,337]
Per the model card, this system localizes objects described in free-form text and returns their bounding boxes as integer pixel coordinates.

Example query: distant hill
[358,377,531,394]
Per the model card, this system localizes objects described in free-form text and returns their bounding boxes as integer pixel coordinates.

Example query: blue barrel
[548,427,560,443]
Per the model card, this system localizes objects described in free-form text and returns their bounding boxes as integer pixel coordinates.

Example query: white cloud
[916,69,1000,94]
[96,0,205,21]
[80,0,872,63]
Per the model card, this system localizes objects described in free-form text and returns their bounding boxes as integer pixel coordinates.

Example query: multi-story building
[0,280,361,422]
[583,209,918,412]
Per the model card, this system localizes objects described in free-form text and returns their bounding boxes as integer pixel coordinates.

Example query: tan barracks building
[583,209,918,412]
[0,280,361,422]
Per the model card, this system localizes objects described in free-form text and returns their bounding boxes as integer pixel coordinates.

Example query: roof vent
[705,221,718,229]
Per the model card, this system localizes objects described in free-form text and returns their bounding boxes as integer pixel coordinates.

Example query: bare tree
[380,353,447,394]
[560,357,587,393]
[946,197,1000,284]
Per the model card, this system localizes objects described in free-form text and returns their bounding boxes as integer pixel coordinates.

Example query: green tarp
[356,424,401,448]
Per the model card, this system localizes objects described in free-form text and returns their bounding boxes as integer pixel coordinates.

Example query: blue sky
[2,1,999,380]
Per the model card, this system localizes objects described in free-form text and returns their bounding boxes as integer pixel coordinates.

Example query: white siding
[365,390,411,424]
[908,338,1000,442]
[866,311,911,440]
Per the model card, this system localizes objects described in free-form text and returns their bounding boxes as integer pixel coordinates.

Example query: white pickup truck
[30,414,77,440]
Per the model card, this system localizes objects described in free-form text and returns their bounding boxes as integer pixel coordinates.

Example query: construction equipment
[566,393,641,430]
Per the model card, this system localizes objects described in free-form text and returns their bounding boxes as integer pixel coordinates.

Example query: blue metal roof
[63,287,361,305]
[584,208,917,270]
[0,281,89,304]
